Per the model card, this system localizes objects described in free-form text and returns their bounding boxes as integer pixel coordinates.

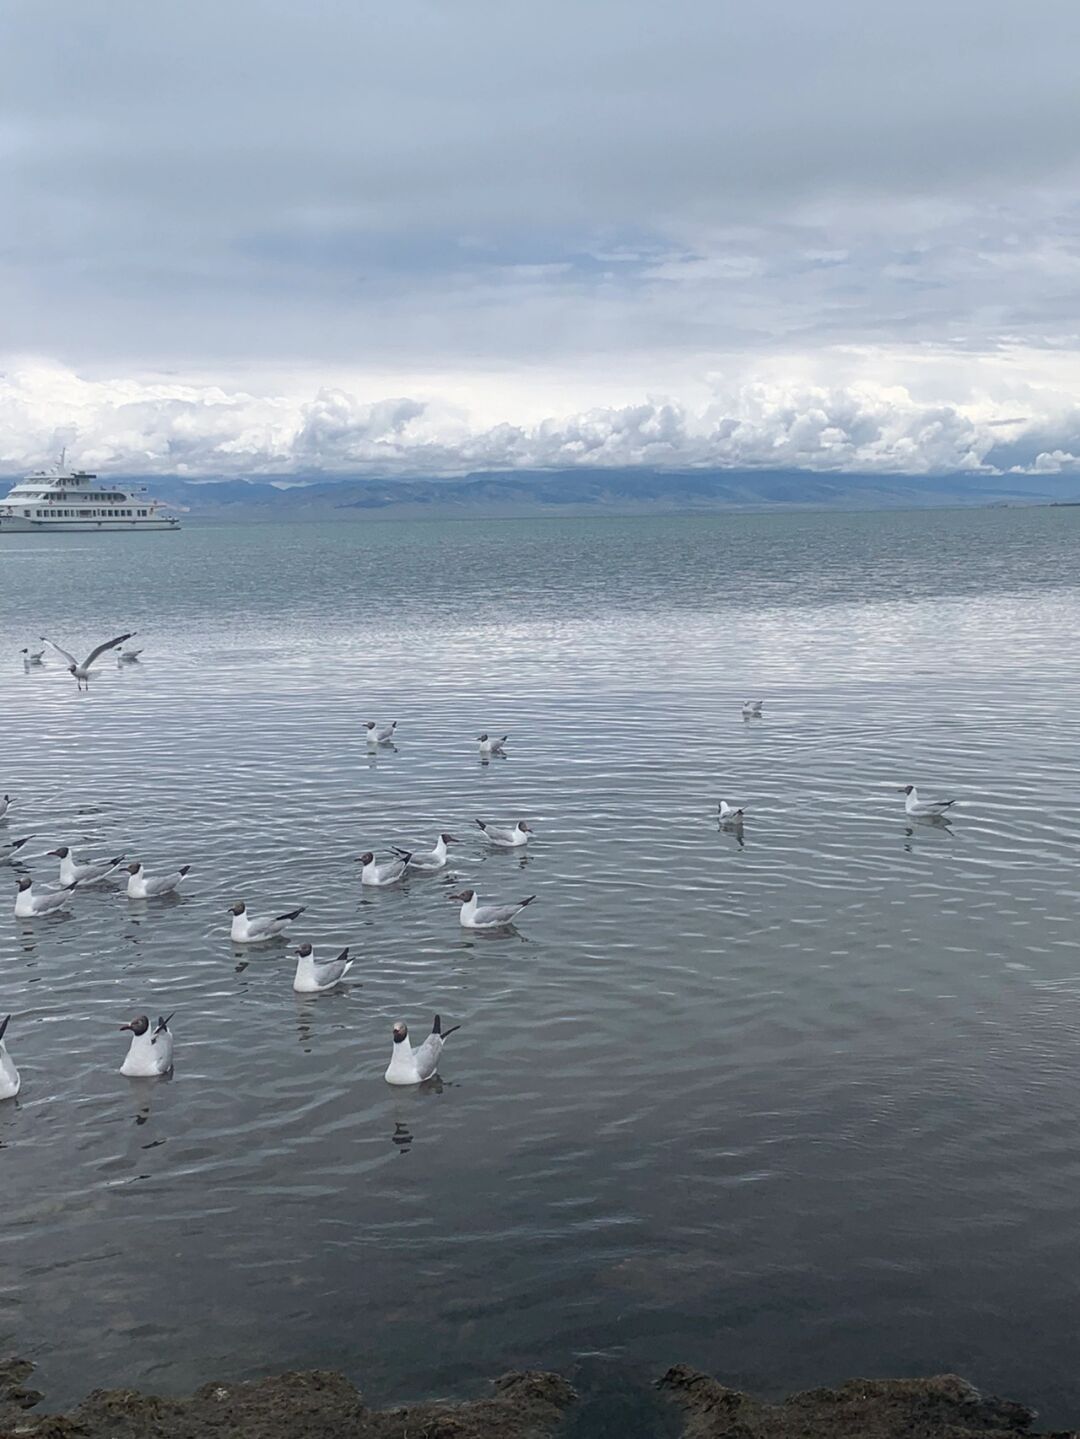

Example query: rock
[656,1364,1052,1438]
[0,1360,575,1439]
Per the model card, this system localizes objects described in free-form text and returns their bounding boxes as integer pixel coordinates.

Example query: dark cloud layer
[4,1,1080,474]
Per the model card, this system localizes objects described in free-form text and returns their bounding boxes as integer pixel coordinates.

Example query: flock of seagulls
[3,630,544,1094]
[4,639,961,1100]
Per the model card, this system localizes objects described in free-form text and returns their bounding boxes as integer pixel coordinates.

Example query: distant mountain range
[5,467,1079,518]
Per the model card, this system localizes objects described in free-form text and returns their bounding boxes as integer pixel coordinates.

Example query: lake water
[2,507,1080,1429]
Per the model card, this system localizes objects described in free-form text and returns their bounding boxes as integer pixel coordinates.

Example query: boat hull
[0,517,180,532]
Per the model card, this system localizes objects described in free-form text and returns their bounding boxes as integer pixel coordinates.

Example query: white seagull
[357,851,410,887]
[897,784,957,818]
[117,645,144,664]
[742,699,764,717]
[119,1013,174,1077]
[0,836,32,866]
[718,800,746,822]
[126,861,191,898]
[390,833,459,873]
[384,1014,460,1086]
[0,795,11,819]
[365,720,398,745]
[40,631,137,689]
[474,819,533,848]
[477,732,508,756]
[292,942,354,993]
[229,900,306,943]
[449,887,535,929]
[0,1015,20,1100]
[19,647,44,666]
[48,845,126,887]
[14,875,75,918]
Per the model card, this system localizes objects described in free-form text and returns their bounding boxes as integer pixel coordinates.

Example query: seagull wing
[409,1034,442,1080]
[312,948,352,985]
[40,637,78,667]
[485,826,516,844]
[81,632,136,668]
[475,902,524,925]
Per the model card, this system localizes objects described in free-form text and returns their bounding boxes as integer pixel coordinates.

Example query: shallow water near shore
[2,506,1080,1424]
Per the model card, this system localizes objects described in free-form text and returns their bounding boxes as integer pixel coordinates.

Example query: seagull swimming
[14,875,75,917]
[390,833,459,872]
[718,800,746,822]
[0,795,11,819]
[119,1013,174,1077]
[292,942,354,993]
[742,699,764,717]
[449,888,535,929]
[477,732,508,756]
[474,819,533,848]
[40,632,137,689]
[229,901,306,943]
[0,836,33,865]
[365,720,398,745]
[897,784,957,818]
[0,1016,20,1100]
[48,846,126,887]
[357,851,410,886]
[126,861,191,898]
[19,647,44,666]
[384,1014,460,1086]
[117,645,144,664]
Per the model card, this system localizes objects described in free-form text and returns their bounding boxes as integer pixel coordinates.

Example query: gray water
[2,507,1080,1427]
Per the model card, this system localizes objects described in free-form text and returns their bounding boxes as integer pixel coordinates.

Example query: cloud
[3,357,1080,480]
[3,0,1080,464]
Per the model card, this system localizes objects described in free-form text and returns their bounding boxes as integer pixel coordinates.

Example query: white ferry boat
[0,456,180,532]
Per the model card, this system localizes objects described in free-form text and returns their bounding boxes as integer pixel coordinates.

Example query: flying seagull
[41,632,136,689]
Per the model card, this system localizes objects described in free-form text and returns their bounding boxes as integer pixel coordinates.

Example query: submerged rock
[657,1364,1054,1438]
[0,1362,575,1439]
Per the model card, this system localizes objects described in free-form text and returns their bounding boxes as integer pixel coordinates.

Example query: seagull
[0,1016,19,1100]
[0,1014,21,1100]
[126,861,191,898]
[390,833,459,872]
[119,1013,174,1077]
[449,888,535,929]
[718,800,746,823]
[477,732,508,756]
[229,901,306,943]
[357,851,410,887]
[292,942,354,993]
[19,647,44,666]
[117,645,144,664]
[365,721,397,746]
[897,784,957,818]
[742,699,764,717]
[0,835,33,865]
[14,875,75,917]
[384,1014,460,1086]
[40,632,136,689]
[474,819,533,848]
[48,846,126,887]
[0,794,12,819]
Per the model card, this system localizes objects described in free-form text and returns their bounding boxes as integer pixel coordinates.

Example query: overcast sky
[4,0,1080,477]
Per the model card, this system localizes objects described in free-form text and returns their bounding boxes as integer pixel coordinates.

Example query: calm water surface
[2,508,1080,1426]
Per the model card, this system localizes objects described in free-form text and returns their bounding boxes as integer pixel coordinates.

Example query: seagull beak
[46,849,61,857]
[119,1023,132,1032]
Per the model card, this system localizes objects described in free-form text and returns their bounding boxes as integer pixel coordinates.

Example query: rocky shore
[1,1356,1071,1438]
